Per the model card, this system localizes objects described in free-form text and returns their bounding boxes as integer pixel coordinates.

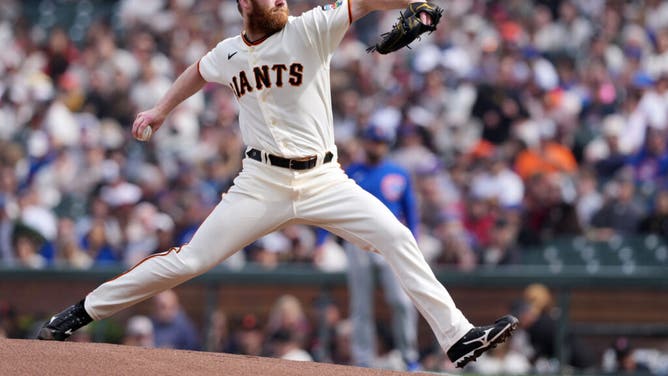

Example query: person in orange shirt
[514,127,578,181]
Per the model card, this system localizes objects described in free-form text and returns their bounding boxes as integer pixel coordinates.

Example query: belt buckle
[288,159,297,170]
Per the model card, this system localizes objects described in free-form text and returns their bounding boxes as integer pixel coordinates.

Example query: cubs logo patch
[322,0,343,11]
[381,174,406,202]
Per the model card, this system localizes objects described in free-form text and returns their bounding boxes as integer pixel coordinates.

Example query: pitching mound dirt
[0,338,435,376]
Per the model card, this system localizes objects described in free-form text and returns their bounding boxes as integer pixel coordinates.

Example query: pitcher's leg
[345,242,377,367]
[301,178,473,352]
[85,189,289,320]
[378,258,419,365]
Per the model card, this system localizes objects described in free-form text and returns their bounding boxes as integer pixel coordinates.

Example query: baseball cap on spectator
[240,313,260,331]
[126,315,154,337]
[154,213,175,232]
[100,182,142,207]
[362,124,395,144]
[414,156,442,177]
[632,72,655,88]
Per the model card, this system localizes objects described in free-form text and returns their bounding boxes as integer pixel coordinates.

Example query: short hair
[237,0,242,14]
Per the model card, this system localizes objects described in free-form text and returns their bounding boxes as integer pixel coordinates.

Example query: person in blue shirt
[150,289,200,350]
[317,124,420,370]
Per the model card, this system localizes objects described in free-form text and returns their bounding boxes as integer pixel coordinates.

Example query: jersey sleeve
[295,0,352,60]
[198,41,226,84]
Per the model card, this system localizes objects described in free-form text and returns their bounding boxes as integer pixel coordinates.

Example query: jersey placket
[247,45,292,157]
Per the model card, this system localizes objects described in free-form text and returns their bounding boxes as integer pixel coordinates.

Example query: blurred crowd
[3,1,668,373]
[1,0,668,273]
[1,0,668,271]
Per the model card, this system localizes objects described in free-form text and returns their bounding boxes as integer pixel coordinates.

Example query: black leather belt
[246,148,333,170]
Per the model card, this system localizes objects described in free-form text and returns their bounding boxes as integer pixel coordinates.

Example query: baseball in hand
[138,126,153,141]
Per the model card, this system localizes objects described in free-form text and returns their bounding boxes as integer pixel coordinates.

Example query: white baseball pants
[85,156,473,351]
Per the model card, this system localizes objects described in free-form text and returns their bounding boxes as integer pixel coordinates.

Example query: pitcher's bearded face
[249,0,289,35]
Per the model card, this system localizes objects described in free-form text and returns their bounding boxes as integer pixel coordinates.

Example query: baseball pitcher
[38,0,517,368]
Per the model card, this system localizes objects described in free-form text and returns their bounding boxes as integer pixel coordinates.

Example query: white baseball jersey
[198,0,352,158]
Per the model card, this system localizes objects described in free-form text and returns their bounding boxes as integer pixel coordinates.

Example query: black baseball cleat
[447,315,519,368]
[37,300,93,341]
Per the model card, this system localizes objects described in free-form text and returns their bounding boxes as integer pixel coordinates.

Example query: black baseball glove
[366,2,444,54]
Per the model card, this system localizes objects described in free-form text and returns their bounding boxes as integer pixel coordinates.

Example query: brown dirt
[0,338,438,376]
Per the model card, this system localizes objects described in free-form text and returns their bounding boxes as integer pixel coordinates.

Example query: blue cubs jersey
[345,161,419,236]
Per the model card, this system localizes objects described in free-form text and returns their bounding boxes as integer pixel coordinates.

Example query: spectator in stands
[627,127,668,187]
[413,165,457,232]
[513,126,578,182]
[123,315,155,348]
[265,295,311,352]
[150,289,200,350]
[469,148,524,210]
[462,196,496,251]
[471,73,529,146]
[269,328,313,362]
[519,173,581,245]
[11,224,46,269]
[584,114,631,180]
[309,296,345,363]
[123,202,161,266]
[433,212,477,270]
[480,217,520,266]
[590,171,646,239]
[390,124,440,176]
[205,309,231,353]
[54,217,92,269]
[16,187,57,262]
[80,219,120,266]
[0,301,19,338]
[514,284,594,370]
[638,189,668,240]
[230,313,265,357]
[44,27,78,85]
[574,168,604,230]
[604,337,652,374]
[76,196,123,252]
[331,319,353,366]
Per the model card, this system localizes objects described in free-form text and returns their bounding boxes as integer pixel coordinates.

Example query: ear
[238,0,251,13]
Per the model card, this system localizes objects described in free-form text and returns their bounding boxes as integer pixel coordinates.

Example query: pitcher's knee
[177,245,212,276]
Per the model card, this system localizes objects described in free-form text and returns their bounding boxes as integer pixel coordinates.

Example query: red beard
[248,1,289,37]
